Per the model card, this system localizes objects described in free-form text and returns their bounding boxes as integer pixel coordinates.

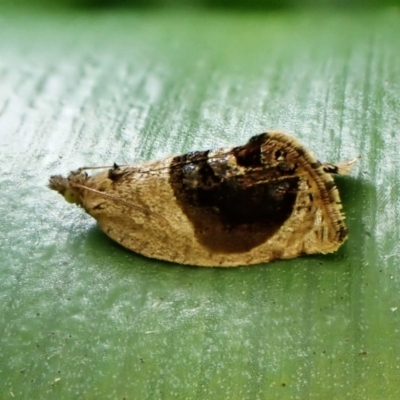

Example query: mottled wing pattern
[168,132,347,258]
[49,132,350,266]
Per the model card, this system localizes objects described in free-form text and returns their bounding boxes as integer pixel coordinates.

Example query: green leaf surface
[1,7,400,400]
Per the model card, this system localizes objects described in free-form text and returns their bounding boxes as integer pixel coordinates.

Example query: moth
[49,132,357,267]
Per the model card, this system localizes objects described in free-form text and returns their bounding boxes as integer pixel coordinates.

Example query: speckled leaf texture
[1,4,400,400]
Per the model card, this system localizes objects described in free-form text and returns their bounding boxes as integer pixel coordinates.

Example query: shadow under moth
[49,132,357,267]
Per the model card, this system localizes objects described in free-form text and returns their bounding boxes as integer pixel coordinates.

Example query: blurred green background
[1,0,400,399]
[2,0,400,8]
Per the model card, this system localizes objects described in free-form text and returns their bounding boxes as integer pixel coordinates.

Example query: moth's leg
[322,157,359,175]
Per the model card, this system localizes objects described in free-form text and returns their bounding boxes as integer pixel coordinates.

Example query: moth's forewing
[74,132,348,266]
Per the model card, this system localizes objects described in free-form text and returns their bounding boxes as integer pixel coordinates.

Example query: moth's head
[48,170,89,206]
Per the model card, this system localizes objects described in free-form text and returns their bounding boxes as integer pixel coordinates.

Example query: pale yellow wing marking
[71,182,169,224]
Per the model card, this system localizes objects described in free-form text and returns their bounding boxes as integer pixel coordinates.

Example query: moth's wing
[80,161,186,261]
[80,132,348,266]
[167,132,348,261]
[260,132,348,249]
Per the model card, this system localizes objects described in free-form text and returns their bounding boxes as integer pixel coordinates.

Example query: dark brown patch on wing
[169,138,300,253]
[232,133,267,167]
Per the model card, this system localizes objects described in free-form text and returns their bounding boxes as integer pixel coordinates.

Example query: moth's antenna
[77,150,234,175]
[71,183,168,224]
[149,149,235,173]
[77,164,128,173]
